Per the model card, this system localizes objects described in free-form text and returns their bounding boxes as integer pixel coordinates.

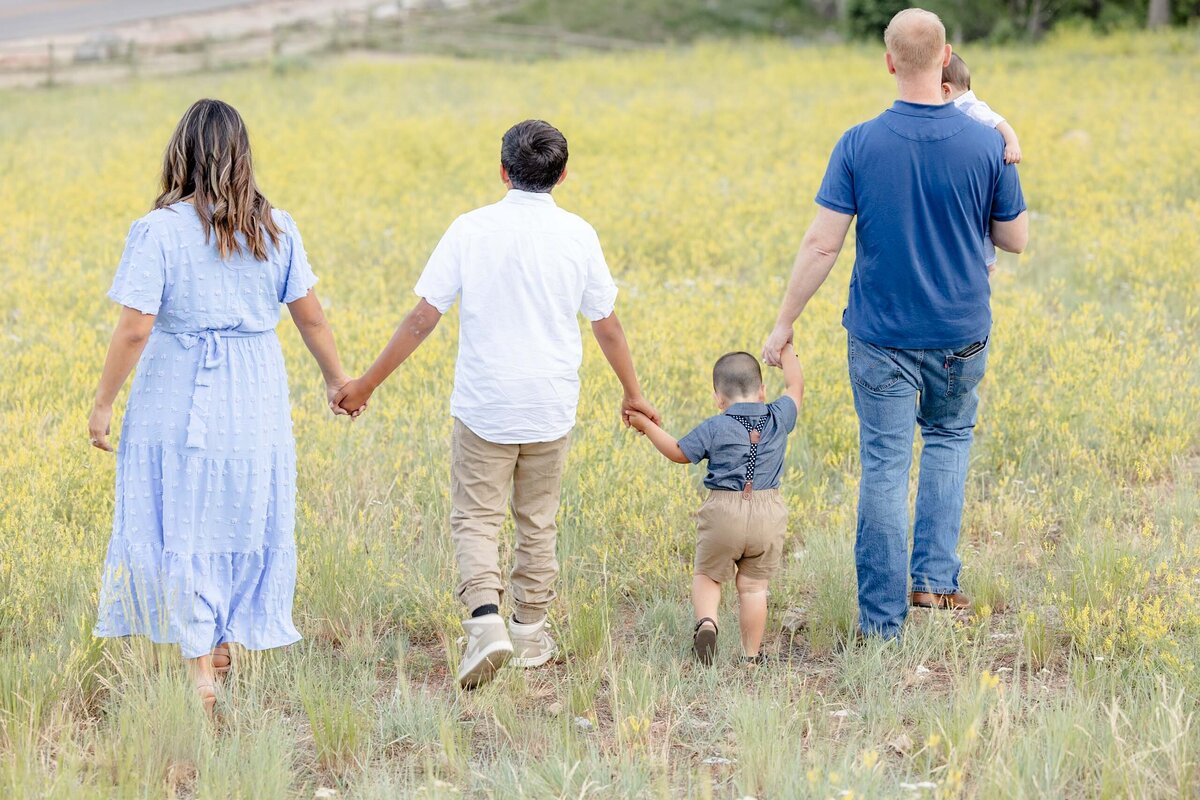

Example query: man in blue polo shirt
[762,7,1028,639]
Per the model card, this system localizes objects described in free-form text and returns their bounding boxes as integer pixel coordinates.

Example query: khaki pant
[450,419,571,621]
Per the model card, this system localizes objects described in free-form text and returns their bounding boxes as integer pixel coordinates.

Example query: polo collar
[504,189,557,206]
[725,402,768,416]
[887,99,960,119]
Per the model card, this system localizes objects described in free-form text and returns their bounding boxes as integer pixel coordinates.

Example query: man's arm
[996,121,1022,165]
[762,207,854,366]
[627,411,690,464]
[334,298,443,412]
[778,341,804,409]
[591,311,660,427]
[990,211,1029,254]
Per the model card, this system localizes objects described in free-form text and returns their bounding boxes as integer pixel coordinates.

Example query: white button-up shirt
[414,189,618,444]
[953,89,1005,129]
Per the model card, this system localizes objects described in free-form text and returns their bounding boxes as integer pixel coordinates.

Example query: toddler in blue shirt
[627,344,804,664]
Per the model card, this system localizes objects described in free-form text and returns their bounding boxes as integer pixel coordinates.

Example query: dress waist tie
[169,328,271,449]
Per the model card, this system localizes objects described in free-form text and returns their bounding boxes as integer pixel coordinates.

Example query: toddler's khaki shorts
[694,488,787,583]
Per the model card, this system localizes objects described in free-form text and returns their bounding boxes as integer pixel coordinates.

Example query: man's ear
[942,43,952,68]
[500,163,513,189]
[556,166,568,186]
[885,51,896,75]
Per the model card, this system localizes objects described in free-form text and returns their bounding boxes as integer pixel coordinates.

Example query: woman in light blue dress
[88,99,359,714]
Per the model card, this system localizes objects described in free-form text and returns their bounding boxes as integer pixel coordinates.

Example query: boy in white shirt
[335,120,659,689]
[942,52,1023,271]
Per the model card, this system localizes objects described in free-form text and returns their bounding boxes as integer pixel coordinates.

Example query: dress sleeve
[579,227,618,322]
[107,219,166,315]
[281,212,319,303]
[677,421,712,465]
[413,217,464,313]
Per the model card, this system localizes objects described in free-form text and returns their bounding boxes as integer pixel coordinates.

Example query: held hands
[331,377,373,418]
[625,409,654,435]
[621,394,660,429]
[761,324,794,367]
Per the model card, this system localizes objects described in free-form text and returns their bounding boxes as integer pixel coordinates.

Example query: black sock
[471,604,499,618]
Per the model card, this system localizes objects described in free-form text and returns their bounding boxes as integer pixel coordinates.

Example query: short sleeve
[413,218,464,313]
[579,228,618,321]
[677,421,712,465]
[769,395,798,434]
[990,161,1026,222]
[107,219,166,315]
[280,212,319,303]
[815,131,856,216]
[960,98,1005,129]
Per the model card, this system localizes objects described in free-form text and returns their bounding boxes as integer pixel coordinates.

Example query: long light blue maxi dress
[94,202,316,658]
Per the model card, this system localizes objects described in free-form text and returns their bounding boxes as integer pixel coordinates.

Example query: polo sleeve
[280,212,319,303]
[770,395,798,433]
[413,217,464,313]
[990,161,1027,222]
[676,420,711,465]
[815,131,856,216]
[579,227,618,321]
[108,219,166,315]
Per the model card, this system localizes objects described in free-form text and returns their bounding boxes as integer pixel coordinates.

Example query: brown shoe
[911,591,971,610]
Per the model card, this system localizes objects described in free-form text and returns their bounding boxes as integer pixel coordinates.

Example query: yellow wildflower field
[1,29,1198,798]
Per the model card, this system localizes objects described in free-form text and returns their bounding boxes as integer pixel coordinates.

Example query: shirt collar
[504,189,557,206]
[887,99,960,119]
[957,89,978,104]
[724,401,768,417]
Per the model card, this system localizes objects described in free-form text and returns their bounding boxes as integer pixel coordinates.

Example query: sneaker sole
[510,646,558,669]
[457,641,513,690]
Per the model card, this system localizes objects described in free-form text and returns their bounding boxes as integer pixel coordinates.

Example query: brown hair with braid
[154,99,281,260]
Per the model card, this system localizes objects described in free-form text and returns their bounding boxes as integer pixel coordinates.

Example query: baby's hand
[1004,144,1022,165]
[333,377,373,418]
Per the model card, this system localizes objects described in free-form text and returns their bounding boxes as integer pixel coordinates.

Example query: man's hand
[89,404,114,452]
[762,324,794,367]
[1004,144,1022,164]
[621,395,660,429]
[333,377,373,418]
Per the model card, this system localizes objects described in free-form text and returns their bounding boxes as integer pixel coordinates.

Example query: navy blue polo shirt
[677,397,797,491]
[816,100,1026,350]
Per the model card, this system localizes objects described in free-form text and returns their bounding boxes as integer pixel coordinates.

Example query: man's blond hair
[884,8,946,75]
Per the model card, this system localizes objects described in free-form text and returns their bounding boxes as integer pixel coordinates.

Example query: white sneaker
[456,614,513,690]
[508,615,558,668]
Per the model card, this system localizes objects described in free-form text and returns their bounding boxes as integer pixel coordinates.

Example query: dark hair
[501,120,568,193]
[155,98,280,260]
[942,52,971,90]
[712,352,763,399]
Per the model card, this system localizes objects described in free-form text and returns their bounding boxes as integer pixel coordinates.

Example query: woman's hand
[326,377,354,417]
[89,404,114,452]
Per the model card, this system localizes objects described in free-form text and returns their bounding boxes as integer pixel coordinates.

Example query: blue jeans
[847,332,988,639]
